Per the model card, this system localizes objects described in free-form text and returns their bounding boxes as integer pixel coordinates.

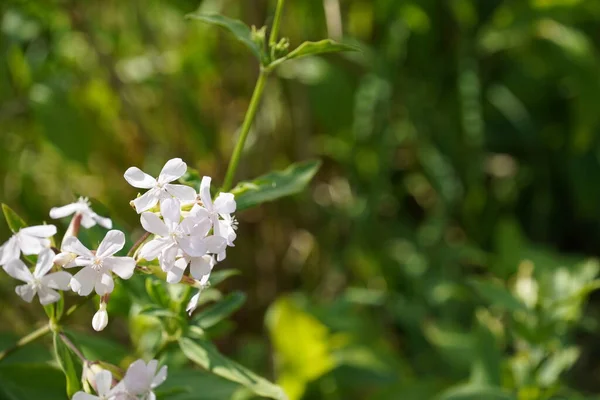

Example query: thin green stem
[128,231,150,258]
[59,332,88,363]
[269,0,286,46]
[221,70,269,192]
[0,324,51,362]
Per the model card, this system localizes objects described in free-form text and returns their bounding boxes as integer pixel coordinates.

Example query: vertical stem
[269,0,286,46]
[221,70,269,192]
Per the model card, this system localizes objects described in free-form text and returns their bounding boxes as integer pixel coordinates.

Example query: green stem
[128,231,150,258]
[221,70,269,192]
[0,324,51,362]
[269,0,286,46]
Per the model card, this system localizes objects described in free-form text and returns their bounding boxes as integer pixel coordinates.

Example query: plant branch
[0,324,51,362]
[221,70,269,192]
[269,0,286,46]
[128,231,150,257]
[59,332,88,363]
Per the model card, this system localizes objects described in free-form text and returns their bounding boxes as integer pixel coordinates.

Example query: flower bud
[92,303,108,331]
[53,252,76,267]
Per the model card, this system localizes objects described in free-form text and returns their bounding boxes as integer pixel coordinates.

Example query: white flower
[62,230,136,296]
[0,225,57,265]
[193,176,236,261]
[92,302,109,332]
[49,197,112,229]
[184,258,215,316]
[123,359,167,400]
[73,369,128,400]
[124,158,197,213]
[168,253,217,285]
[138,198,221,272]
[2,249,71,305]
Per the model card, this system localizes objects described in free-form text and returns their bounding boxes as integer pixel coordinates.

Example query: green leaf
[185,13,261,61]
[179,337,287,400]
[193,291,246,329]
[208,269,241,287]
[437,384,516,400]
[157,369,241,400]
[53,333,82,398]
[232,160,321,211]
[0,363,66,400]
[469,279,528,313]
[282,39,359,62]
[2,204,27,233]
[66,330,128,366]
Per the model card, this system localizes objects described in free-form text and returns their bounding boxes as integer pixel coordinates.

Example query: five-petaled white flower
[50,197,112,229]
[124,158,197,213]
[192,176,236,261]
[73,369,127,400]
[3,249,71,305]
[169,253,217,285]
[123,359,167,400]
[0,224,57,265]
[139,198,223,273]
[59,230,135,296]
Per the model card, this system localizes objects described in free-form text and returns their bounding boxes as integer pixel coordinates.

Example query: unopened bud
[273,37,290,59]
[92,303,108,332]
[53,252,76,267]
[251,25,267,48]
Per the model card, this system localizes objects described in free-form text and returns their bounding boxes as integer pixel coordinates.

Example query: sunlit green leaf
[193,291,246,329]
[283,40,359,62]
[232,160,321,211]
[53,333,82,398]
[437,384,516,400]
[2,204,27,233]
[179,337,287,400]
[185,13,262,61]
[470,279,527,313]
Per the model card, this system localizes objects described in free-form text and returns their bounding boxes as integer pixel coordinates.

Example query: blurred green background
[3,0,600,399]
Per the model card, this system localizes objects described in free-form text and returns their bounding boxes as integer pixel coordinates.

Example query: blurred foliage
[3,0,600,399]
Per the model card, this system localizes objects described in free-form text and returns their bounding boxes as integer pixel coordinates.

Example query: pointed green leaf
[0,363,66,400]
[186,13,262,60]
[284,39,359,61]
[192,291,246,329]
[208,269,241,287]
[469,279,528,313]
[232,160,321,211]
[437,384,516,400]
[179,337,287,400]
[2,204,27,233]
[53,333,82,398]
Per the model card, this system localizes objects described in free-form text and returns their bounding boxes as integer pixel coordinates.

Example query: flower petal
[3,259,33,283]
[179,217,211,237]
[190,255,213,280]
[159,245,178,272]
[34,249,55,278]
[95,273,114,296]
[92,213,113,229]
[80,214,96,229]
[37,286,61,305]
[0,236,20,265]
[140,212,169,236]
[165,184,197,202]
[18,234,46,255]
[132,189,160,213]
[124,360,152,395]
[49,203,81,219]
[158,158,187,184]
[20,225,57,238]
[214,192,236,214]
[124,167,157,189]
[186,291,201,315]
[73,393,99,400]
[15,284,36,303]
[178,237,207,258]
[95,370,113,396]
[62,236,94,257]
[199,176,213,211]
[139,238,172,261]
[160,198,181,231]
[70,267,97,296]
[152,365,168,389]
[204,235,227,254]
[42,271,72,290]
[97,230,126,258]
[166,258,187,283]
[104,257,135,279]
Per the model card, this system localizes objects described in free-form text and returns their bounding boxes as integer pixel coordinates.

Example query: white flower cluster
[74,359,167,400]
[125,158,237,315]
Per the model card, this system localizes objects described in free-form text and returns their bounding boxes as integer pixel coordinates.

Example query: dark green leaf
[208,269,241,287]
[53,333,82,397]
[232,160,321,211]
[185,13,261,60]
[437,384,516,400]
[0,363,66,400]
[193,291,246,329]
[283,39,359,62]
[469,279,527,313]
[2,204,27,233]
[157,369,241,400]
[179,337,287,400]
[66,330,128,366]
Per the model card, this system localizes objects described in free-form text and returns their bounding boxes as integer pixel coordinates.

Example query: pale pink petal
[147,360,158,379]
[70,267,97,296]
[199,176,213,211]
[160,198,181,231]
[124,360,152,395]
[104,257,135,279]
[214,193,236,214]
[3,259,33,283]
[20,225,57,238]
[37,286,60,305]
[33,249,55,278]
[0,236,20,264]
[15,284,36,303]
[42,271,72,290]
[124,167,156,189]
[97,230,125,258]
[95,273,114,296]
[132,190,160,213]
[49,203,81,219]
[95,370,113,396]
[165,184,197,202]
[62,236,94,257]
[158,158,187,184]
[139,238,172,261]
[140,213,169,236]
